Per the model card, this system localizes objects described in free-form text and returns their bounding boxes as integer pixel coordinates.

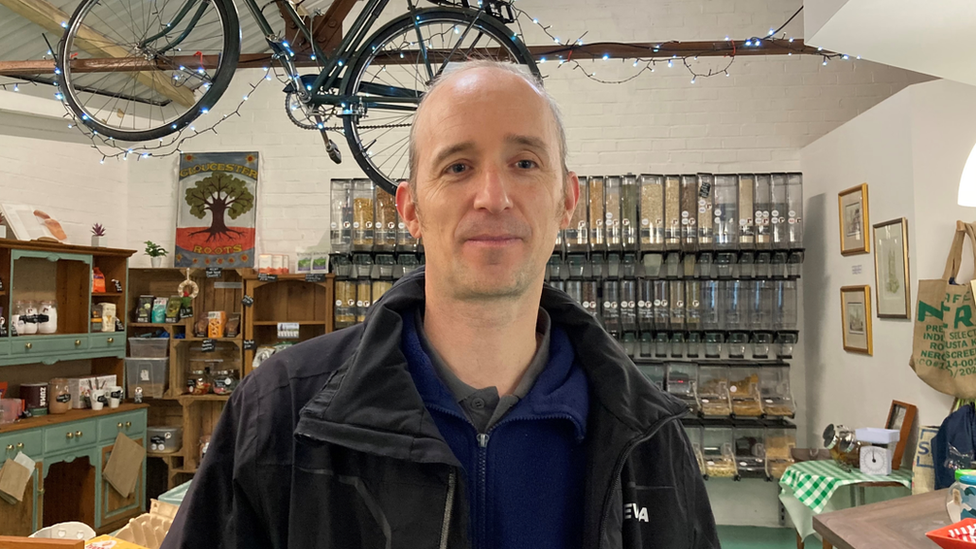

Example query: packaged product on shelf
[212,369,240,396]
[664,175,681,249]
[207,311,227,338]
[621,174,639,251]
[769,173,789,250]
[151,298,167,324]
[754,174,772,249]
[566,176,589,252]
[186,365,212,395]
[135,295,154,323]
[311,252,329,272]
[48,378,70,414]
[374,185,397,251]
[226,313,241,337]
[330,179,353,253]
[666,362,699,415]
[728,366,763,417]
[737,174,755,248]
[620,279,637,333]
[588,176,606,250]
[698,365,731,417]
[639,174,665,251]
[92,267,106,293]
[734,426,767,479]
[164,297,182,323]
[257,254,273,274]
[680,175,698,251]
[605,176,622,250]
[12,300,37,335]
[786,173,803,248]
[37,300,57,334]
[697,173,714,249]
[97,302,116,333]
[703,426,737,478]
[296,252,312,273]
[352,179,374,250]
[713,174,738,250]
[669,280,685,330]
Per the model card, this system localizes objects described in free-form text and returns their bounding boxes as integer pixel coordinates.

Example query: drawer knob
[107,337,114,344]
[16,443,23,449]
[5,444,12,451]
[126,422,131,428]
[25,342,32,350]
[75,431,83,437]
[66,432,74,439]
[75,340,81,346]
[117,422,123,428]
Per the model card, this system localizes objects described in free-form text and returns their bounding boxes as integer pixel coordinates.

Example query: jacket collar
[294,267,686,464]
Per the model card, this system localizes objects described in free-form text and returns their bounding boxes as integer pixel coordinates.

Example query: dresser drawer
[0,430,43,459]
[0,338,8,356]
[98,411,147,443]
[10,335,89,357]
[44,419,97,454]
[89,333,122,352]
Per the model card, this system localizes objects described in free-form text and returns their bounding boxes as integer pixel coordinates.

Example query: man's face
[397,68,579,301]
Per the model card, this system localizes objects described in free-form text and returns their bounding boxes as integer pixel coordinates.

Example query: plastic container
[703,426,737,479]
[666,362,699,415]
[128,338,169,358]
[685,281,702,331]
[729,365,763,417]
[352,178,374,251]
[770,173,789,250]
[698,365,731,417]
[185,367,212,395]
[638,363,666,390]
[620,279,637,333]
[330,179,352,253]
[653,280,670,331]
[588,176,606,252]
[398,254,420,277]
[786,173,803,248]
[581,280,600,318]
[664,175,682,250]
[621,174,639,251]
[212,369,240,396]
[602,280,621,336]
[697,173,715,250]
[774,280,798,330]
[0,398,21,424]
[765,423,797,479]
[125,358,168,399]
[148,426,183,454]
[754,174,772,249]
[669,280,685,330]
[638,279,655,332]
[680,174,699,251]
[640,333,653,358]
[749,280,774,331]
[356,279,372,324]
[685,422,707,474]
[334,280,356,329]
[639,174,665,251]
[947,475,976,524]
[700,280,722,331]
[396,214,419,253]
[734,426,767,479]
[760,365,796,417]
[713,175,738,250]
[724,280,748,332]
[605,176,623,251]
[373,184,397,252]
[566,176,589,252]
[737,174,756,249]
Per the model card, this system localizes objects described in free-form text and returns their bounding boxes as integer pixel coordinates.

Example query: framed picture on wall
[873,218,911,319]
[884,400,917,470]
[841,285,873,355]
[839,184,870,256]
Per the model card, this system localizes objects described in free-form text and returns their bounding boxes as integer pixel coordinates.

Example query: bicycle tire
[342,7,539,196]
[57,0,241,142]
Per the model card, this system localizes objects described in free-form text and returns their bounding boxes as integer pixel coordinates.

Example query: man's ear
[396,180,422,238]
[559,172,581,230]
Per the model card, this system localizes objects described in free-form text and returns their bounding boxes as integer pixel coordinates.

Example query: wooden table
[814,489,948,549]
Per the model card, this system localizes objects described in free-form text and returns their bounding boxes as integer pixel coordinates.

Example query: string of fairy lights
[0,3,860,163]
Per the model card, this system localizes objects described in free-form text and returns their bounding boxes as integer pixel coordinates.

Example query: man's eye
[516,160,537,169]
[448,163,467,174]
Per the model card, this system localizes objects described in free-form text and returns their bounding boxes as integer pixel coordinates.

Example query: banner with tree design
[175,152,258,268]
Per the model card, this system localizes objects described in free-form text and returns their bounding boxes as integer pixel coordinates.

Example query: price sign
[242,295,254,307]
[201,338,216,352]
[112,279,123,292]
[206,267,223,278]
[258,273,278,282]
[243,339,257,351]
[305,273,326,283]
[277,322,300,339]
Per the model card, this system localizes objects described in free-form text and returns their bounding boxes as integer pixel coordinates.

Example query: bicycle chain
[315,123,413,132]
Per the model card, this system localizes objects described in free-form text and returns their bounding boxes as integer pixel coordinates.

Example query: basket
[928,518,976,548]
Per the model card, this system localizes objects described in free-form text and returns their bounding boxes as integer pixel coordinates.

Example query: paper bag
[910,223,976,398]
[0,458,32,504]
[912,425,940,494]
[103,433,145,498]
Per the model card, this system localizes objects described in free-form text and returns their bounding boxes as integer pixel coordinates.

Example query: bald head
[407,61,568,187]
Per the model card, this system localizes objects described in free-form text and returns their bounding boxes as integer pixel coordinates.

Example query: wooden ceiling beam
[0,39,824,77]
[0,0,196,106]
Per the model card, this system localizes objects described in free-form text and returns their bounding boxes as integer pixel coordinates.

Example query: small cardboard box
[311,252,329,273]
[67,376,98,409]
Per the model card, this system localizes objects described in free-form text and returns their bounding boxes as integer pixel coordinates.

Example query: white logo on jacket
[624,503,649,523]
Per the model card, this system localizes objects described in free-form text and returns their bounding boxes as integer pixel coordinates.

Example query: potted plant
[144,241,168,268]
[91,223,106,247]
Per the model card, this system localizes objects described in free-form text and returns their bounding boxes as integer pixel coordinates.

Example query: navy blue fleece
[401,308,589,549]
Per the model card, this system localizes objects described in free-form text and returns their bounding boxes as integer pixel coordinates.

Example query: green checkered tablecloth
[779,460,913,514]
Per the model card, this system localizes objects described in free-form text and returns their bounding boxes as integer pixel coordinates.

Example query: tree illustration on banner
[175,152,258,268]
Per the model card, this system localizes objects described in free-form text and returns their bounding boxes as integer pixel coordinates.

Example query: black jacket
[161,268,719,549]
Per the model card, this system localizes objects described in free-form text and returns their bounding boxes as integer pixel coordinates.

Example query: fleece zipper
[596,414,682,549]
[439,469,457,549]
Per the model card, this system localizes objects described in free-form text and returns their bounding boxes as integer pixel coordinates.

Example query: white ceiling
[805,0,976,87]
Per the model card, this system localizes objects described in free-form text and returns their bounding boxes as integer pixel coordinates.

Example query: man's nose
[472,164,513,213]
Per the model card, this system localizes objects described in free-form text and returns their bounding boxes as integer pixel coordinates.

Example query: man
[161,60,718,549]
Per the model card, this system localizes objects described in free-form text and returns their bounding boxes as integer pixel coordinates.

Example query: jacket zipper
[439,469,457,549]
[596,414,682,549]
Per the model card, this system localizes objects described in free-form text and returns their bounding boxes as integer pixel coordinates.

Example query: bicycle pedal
[323,137,342,164]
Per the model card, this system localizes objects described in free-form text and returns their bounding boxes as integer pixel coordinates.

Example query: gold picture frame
[841,285,873,355]
[873,218,911,319]
[838,184,870,256]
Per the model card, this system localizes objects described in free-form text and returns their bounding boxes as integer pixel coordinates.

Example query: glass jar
[330,179,352,253]
[13,300,38,335]
[352,178,374,251]
[212,369,240,395]
[186,368,212,395]
[664,175,682,250]
[48,377,71,414]
[589,176,606,251]
[38,300,58,334]
[566,176,589,252]
[639,174,665,251]
[621,174,639,251]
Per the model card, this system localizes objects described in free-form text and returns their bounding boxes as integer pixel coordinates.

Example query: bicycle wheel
[57,0,240,142]
[343,8,538,195]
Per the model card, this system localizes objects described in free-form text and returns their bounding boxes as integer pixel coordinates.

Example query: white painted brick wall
[0,134,128,248]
